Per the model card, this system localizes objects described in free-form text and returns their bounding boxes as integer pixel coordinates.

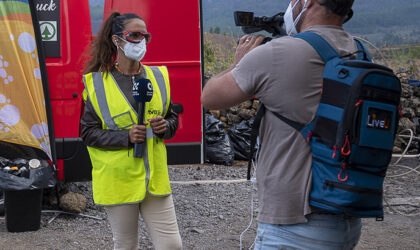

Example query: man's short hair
[319,0,354,17]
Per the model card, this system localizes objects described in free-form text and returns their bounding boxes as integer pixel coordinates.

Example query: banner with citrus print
[0,0,52,160]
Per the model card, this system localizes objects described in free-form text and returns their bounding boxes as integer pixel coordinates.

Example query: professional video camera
[234,11,286,42]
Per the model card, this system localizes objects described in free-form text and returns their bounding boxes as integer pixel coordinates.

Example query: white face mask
[284,0,308,36]
[118,37,147,61]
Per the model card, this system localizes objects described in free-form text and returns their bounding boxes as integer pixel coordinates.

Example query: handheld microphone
[133,78,154,158]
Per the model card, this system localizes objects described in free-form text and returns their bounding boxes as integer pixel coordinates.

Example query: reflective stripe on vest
[92,72,119,130]
[149,66,168,116]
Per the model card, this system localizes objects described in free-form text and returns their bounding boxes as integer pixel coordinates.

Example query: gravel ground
[0,158,419,250]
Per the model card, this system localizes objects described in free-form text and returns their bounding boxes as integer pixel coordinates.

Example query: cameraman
[201,0,361,249]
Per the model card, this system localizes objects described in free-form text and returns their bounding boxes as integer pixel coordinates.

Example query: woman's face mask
[284,0,308,36]
[118,37,147,62]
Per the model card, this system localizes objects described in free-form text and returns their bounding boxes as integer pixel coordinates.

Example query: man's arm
[201,35,264,110]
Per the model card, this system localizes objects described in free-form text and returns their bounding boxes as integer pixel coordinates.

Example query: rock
[412,97,420,107]
[399,98,410,108]
[393,146,402,153]
[238,109,255,120]
[398,117,416,133]
[252,99,260,110]
[239,100,253,110]
[414,87,420,97]
[190,227,204,234]
[229,106,239,115]
[209,110,220,119]
[226,113,241,125]
[204,71,213,81]
[59,191,87,213]
[401,87,412,98]
[402,108,415,119]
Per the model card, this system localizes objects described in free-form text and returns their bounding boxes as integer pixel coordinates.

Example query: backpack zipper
[313,157,386,177]
[323,180,382,194]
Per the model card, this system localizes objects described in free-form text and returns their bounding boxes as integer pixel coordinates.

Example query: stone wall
[394,68,420,152]
[396,69,420,134]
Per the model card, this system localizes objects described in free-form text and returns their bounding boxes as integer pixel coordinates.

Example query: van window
[89,0,105,35]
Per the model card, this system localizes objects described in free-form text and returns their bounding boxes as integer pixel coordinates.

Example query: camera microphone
[132,78,154,158]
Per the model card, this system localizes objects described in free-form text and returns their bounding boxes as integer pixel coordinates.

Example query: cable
[392,133,420,158]
[353,36,386,61]
[391,129,416,166]
[384,129,420,216]
[239,160,257,250]
[386,164,420,178]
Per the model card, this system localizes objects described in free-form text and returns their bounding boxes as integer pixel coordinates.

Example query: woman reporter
[81,12,182,250]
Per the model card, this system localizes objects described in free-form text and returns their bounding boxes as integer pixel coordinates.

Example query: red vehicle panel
[47,0,91,138]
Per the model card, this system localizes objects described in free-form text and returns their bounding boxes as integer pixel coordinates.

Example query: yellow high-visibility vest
[82,65,171,205]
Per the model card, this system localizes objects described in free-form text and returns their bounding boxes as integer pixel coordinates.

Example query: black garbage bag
[205,114,234,166]
[0,189,3,216]
[0,196,3,216]
[0,158,56,191]
[228,118,255,160]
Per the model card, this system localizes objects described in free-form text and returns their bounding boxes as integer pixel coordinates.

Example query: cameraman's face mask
[284,0,308,35]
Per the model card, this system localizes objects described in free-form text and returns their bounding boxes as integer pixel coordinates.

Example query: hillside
[203,32,236,74]
[204,31,420,79]
[202,0,420,46]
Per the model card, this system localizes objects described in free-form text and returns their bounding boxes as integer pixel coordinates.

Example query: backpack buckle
[338,162,349,182]
[341,135,351,156]
[307,131,313,143]
[332,146,337,159]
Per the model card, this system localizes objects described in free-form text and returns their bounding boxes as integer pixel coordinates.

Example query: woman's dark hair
[84,12,143,73]
[319,0,354,17]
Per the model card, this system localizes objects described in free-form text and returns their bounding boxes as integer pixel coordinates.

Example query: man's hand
[234,35,265,64]
[129,124,147,144]
[148,116,167,135]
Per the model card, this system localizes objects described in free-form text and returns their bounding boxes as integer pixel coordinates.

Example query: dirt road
[0,159,419,249]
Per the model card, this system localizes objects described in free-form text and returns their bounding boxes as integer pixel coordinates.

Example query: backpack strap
[294,32,339,62]
[247,103,305,180]
[247,104,265,180]
[295,32,373,62]
[354,38,372,61]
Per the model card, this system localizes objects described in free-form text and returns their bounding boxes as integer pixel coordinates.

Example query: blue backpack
[249,32,401,219]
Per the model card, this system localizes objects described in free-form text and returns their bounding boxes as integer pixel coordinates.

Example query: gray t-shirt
[232,26,357,225]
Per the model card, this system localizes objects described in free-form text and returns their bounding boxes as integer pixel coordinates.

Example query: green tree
[209,27,213,33]
[214,26,220,34]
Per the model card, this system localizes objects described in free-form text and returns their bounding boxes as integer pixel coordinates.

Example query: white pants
[105,194,182,250]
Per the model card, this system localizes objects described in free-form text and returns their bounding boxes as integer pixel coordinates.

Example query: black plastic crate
[4,189,43,232]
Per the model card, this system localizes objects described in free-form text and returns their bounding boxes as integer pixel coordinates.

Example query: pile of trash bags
[205,114,234,165]
[0,157,56,191]
[228,118,255,161]
[205,114,256,165]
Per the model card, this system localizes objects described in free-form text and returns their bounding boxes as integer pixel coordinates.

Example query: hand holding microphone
[129,124,147,144]
[132,78,154,158]
[148,116,167,135]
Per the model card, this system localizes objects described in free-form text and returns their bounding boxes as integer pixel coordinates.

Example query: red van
[42,0,203,182]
